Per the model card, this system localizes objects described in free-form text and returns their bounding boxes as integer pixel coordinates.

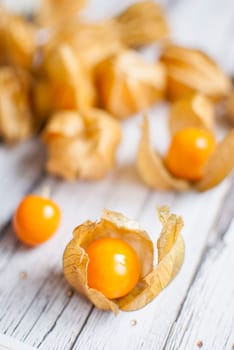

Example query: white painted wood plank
[0,115,150,348]
[0,140,44,230]
[0,0,234,349]
[68,181,232,350]
[0,333,35,350]
[165,219,234,350]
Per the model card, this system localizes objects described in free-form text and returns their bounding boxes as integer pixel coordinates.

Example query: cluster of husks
[0,0,233,186]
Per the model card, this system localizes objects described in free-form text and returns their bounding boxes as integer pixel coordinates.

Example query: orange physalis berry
[13,194,61,246]
[86,237,140,299]
[165,127,216,181]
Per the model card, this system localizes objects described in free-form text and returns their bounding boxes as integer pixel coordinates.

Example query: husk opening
[137,115,234,192]
[63,206,184,313]
[137,117,189,190]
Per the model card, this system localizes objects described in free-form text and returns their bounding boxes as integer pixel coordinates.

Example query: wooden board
[0,0,234,349]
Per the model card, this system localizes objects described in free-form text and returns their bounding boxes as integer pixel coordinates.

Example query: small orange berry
[13,194,61,246]
[165,127,216,181]
[86,237,140,299]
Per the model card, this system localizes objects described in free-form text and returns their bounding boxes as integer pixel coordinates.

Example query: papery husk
[42,44,97,112]
[115,1,169,47]
[137,117,189,190]
[0,67,33,143]
[63,206,184,313]
[117,206,184,311]
[0,8,36,70]
[43,108,121,180]
[226,89,234,124]
[169,93,215,135]
[0,7,9,64]
[32,78,53,124]
[42,1,168,70]
[44,20,123,70]
[160,44,232,101]
[37,0,86,26]
[95,50,166,119]
[137,116,234,192]
[196,129,234,191]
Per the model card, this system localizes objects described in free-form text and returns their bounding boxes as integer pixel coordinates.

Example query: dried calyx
[63,206,185,313]
[37,0,86,26]
[0,8,37,70]
[226,88,234,124]
[33,44,96,123]
[160,44,232,101]
[43,108,121,180]
[137,93,234,191]
[95,50,166,119]
[42,1,168,70]
[0,67,33,143]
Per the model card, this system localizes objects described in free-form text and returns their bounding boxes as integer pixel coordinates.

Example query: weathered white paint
[165,219,234,350]
[0,1,234,350]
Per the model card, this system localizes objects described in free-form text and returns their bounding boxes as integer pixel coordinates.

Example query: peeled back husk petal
[117,206,184,311]
[196,129,234,191]
[169,93,215,135]
[63,209,155,314]
[137,117,189,191]
[160,44,232,101]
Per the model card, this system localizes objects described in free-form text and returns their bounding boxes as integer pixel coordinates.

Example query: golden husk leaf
[137,116,234,191]
[45,20,123,70]
[41,44,97,112]
[115,1,169,47]
[169,93,215,135]
[43,108,121,180]
[160,44,232,101]
[0,8,36,70]
[37,0,86,26]
[196,129,234,191]
[0,67,33,143]
[95,50,166,119]
[42,1,168,70]
[137,117,189,191]
[63,206,184,313]
[226,89,234,124]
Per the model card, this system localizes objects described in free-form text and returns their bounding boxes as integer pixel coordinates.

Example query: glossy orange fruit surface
[13,194,61,246]
[165,127,216,181]
[86,237,141,299]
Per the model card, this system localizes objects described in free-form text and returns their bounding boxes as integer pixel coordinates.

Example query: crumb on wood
[19,271,27,280]
[130,319,137,326]
[67,290,74,298]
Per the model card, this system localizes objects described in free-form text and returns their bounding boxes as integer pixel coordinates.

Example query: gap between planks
[164,217,234,350]
[161,183,234,350]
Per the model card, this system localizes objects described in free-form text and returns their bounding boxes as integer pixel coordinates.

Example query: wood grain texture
[0,140,44,230]
[0,0,234,349]
[165,218,234,350]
